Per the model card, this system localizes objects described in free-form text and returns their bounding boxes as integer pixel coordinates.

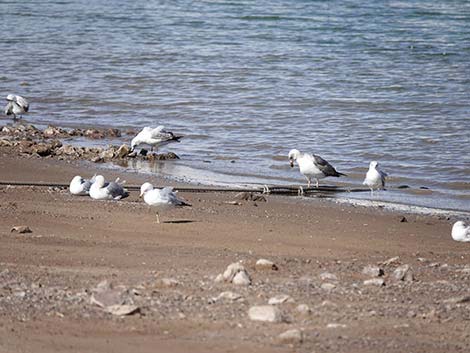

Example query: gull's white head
[369,161,379,169]
[288,149,301,168]
[71,175,83,184]
[140,182,154,197]
[94,175,106,187]
[453,221,467,230]
[130,136,139,151]
[6,94,15,101]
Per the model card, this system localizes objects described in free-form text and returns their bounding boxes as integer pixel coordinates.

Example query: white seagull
[69,175,96,196]
[140,182,191,223]
[451,221,470,242]
[5,94,29,121]
[288,149,346,188]
[363,161,388,195]
[131,126,182,153]
[89,175,128,200]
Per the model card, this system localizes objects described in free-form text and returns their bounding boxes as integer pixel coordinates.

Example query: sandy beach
[0,144,469,353]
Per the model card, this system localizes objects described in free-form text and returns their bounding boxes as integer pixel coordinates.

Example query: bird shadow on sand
[162,219,196,224]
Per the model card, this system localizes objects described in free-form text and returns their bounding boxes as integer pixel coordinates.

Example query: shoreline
[1,119,469,214]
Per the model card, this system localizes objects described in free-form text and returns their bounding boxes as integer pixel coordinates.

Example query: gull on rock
[451,221,470,242]
[4,94,29,121]
[140,182,191,223]
[69,175,96,195]
[89,175,128,200]
[363,161,388,195]
[131,126,182,153]
[288,149,346,188]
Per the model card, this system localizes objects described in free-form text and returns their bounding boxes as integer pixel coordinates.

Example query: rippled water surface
[1,0,469,211]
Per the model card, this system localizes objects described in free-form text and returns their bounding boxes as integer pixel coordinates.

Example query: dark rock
[84,129,105,139]
[400,216,408,223]
[11,226,32,234]
[32,143,53,156]
[116,144,130,158]
[106,128,121,138]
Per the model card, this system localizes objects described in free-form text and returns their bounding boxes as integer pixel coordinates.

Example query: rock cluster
[0,124,179,162]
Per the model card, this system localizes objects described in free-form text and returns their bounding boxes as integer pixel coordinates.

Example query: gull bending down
[69,175,96,195]
[140,182,191,223]
[89,175,128,200]
[363,161,388,195]
[451,221,470,242]
[131,126,182,153]
[5,94,29,121]
[288,149,346,187]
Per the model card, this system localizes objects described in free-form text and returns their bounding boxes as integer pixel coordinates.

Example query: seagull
[140,182,191,223]
[69,175,96,195]
[363,161,388,196]
[451,221,470,242]
[288,149,346,188]
[131,126,182,153]
[89,175,128,200]
[4,94,29,121]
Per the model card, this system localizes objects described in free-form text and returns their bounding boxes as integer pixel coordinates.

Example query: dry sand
[1,151,469,353]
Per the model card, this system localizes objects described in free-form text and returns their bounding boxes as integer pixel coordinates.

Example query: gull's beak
[289,160,294,168]
[139,192,143,198]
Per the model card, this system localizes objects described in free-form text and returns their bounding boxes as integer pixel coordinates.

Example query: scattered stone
[116,144,131,158]
[232,271,252,286]
[215,291,243,302]
[100,147,115,160]
[222,262,246,282]
[43,126,66,138]
[400,216,408,223]
[363,278,385,287]
[255,259,279,271]
[397,185,410,189]
[155,278,180,288]
[85,129,105,139]
[278,329,303,344]
[327,323,347,329]
[320,283,336,291]
[248,305,284,323]
[10,226,32,234]
[362,265,384,277]
[0,139,13,147]
[234,192,267,202]
[90,280,130,308]
[393,265,414,282]
[57,145,78,156]
[32,143,53,156]
[214,274,224,283]
[296,304,311,315]
[91,156,103,163]
[443,296,470,304]
[319,272,338,281]
[106,128,121,137]
[268,294,294,305]
[105,304,139,316]
[381,256,400,266]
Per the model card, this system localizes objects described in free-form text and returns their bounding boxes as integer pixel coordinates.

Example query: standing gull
[288,149,346,187]
[140,182,191,223]
[4,94,29,121]
[69,175,96,196]
[363,161,388,195]
[131,126,182,153]
[451,221,470,242]
[89,175,128,200]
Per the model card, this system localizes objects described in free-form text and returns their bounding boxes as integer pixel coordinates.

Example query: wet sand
[0,151,469,353]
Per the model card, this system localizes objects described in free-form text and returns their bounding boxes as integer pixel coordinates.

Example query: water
[1,0,469,211]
